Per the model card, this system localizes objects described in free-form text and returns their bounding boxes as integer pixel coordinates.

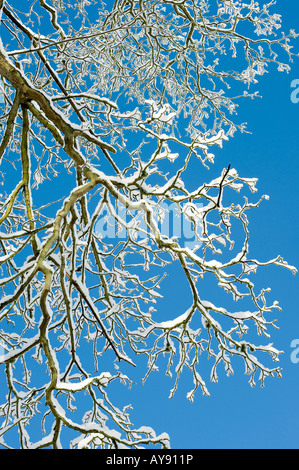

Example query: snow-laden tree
[0,0,297,449]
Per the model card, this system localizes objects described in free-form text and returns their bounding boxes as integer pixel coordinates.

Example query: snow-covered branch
[0,0,297,449]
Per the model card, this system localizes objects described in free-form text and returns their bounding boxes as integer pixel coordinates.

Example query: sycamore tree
[0,0,297,449]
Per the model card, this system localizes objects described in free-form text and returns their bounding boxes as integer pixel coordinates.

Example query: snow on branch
[0,0,297,449]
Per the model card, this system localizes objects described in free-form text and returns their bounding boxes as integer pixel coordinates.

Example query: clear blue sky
[1,0,299,450]
[105,0,299,449]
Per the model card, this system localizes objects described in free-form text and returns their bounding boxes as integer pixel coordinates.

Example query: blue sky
[0,0,298,450]
[105,0,299,449]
